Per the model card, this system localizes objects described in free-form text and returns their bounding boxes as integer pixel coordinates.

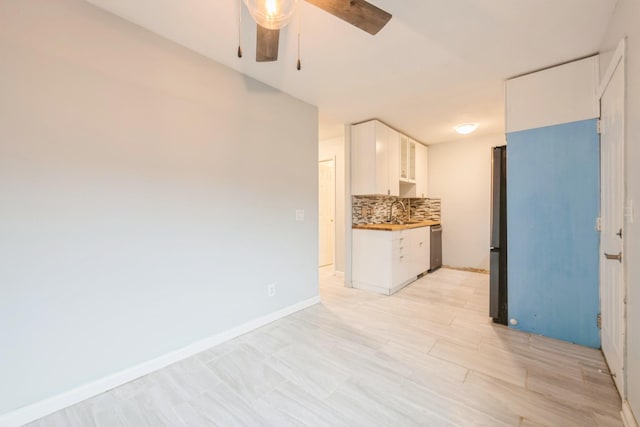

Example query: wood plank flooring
[26,267,622,426]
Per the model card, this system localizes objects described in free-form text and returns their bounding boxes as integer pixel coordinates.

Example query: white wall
[506,56,599,133]
[427,134,506,270]
[0,0,318,418]
[599,0,640,421]
[319,135,346,273]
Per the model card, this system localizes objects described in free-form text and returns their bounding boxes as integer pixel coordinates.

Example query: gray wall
[427,134,506,271]
[0,0,318,415]
[599,0,640,419]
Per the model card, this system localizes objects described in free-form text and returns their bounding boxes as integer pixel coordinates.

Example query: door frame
[597,37,627,399]
[319,157,337,269]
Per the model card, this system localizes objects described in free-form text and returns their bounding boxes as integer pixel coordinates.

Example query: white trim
[598,35,628,400]
[332,154,337,268]
[352,275,417,296]
[319,157,337,269]
[0,296,321,427]
[594,54,601,118]
[598,38,626,99]
[344,123,353,288]
[622,401,639,427]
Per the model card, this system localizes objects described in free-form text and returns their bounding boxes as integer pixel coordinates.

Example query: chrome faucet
[388,200,407,223]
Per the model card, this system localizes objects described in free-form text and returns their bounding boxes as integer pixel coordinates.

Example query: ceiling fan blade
[305,0,391,35]
[256,25,280,62]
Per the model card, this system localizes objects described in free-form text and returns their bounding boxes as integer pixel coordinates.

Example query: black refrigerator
[490,146,508,325]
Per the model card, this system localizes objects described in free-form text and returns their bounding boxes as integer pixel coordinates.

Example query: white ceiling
[85,0,618,143]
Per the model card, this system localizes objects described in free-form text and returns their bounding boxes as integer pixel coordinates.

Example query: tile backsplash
[352,196,441,225]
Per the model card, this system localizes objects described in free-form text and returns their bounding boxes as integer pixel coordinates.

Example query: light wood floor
[27,267,622,426]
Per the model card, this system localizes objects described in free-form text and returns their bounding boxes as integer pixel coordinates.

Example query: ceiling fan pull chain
[296,5,301,70]
[237,0,243,58]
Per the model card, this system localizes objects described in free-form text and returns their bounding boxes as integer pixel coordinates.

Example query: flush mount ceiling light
[454,123,478,135]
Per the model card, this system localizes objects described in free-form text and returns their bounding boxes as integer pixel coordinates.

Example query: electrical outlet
[267,283,276,297]
[296,209,305,221]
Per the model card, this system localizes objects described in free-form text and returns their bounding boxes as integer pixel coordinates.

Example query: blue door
[507,119,600,348]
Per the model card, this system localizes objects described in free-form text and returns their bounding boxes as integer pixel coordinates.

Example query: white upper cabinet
[351,120,399,196]
[415,142,428,198]
[387,127,400,196]
[373,121,391,195]
[400,136,417,183]
[409,140,417,181]
[351,120,426,197]
[351,120,376,195]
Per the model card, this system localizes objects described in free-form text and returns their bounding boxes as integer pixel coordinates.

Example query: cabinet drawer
[392,254,412,285]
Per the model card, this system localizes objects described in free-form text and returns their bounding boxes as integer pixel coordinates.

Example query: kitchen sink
[386,220,423,225]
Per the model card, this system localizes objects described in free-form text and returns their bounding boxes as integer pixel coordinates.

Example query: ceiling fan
[240,0,392,65]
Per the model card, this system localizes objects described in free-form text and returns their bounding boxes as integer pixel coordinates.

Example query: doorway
[319,158,336,268]
[599,40,626,398]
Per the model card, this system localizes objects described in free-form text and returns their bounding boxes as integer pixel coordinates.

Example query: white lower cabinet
[352,227,431,295]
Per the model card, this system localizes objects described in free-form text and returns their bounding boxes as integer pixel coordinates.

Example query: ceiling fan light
[243,0,298,30]
[454,123,478,135]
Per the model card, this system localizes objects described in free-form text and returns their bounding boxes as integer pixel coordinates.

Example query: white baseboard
[622,401,639,427]
[351,280,392,295]
[0,296,321,427]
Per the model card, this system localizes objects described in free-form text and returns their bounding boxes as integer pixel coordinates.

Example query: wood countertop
[352,220,440,231]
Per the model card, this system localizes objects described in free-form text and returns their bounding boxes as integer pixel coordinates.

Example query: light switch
[626,200,635,224]
[296,209,305,221]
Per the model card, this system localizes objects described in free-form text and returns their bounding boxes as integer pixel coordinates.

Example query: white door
[319,159,335,267]
[599,50,625,396]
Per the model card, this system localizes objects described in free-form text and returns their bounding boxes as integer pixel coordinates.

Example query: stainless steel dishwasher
[430,225,442,271]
